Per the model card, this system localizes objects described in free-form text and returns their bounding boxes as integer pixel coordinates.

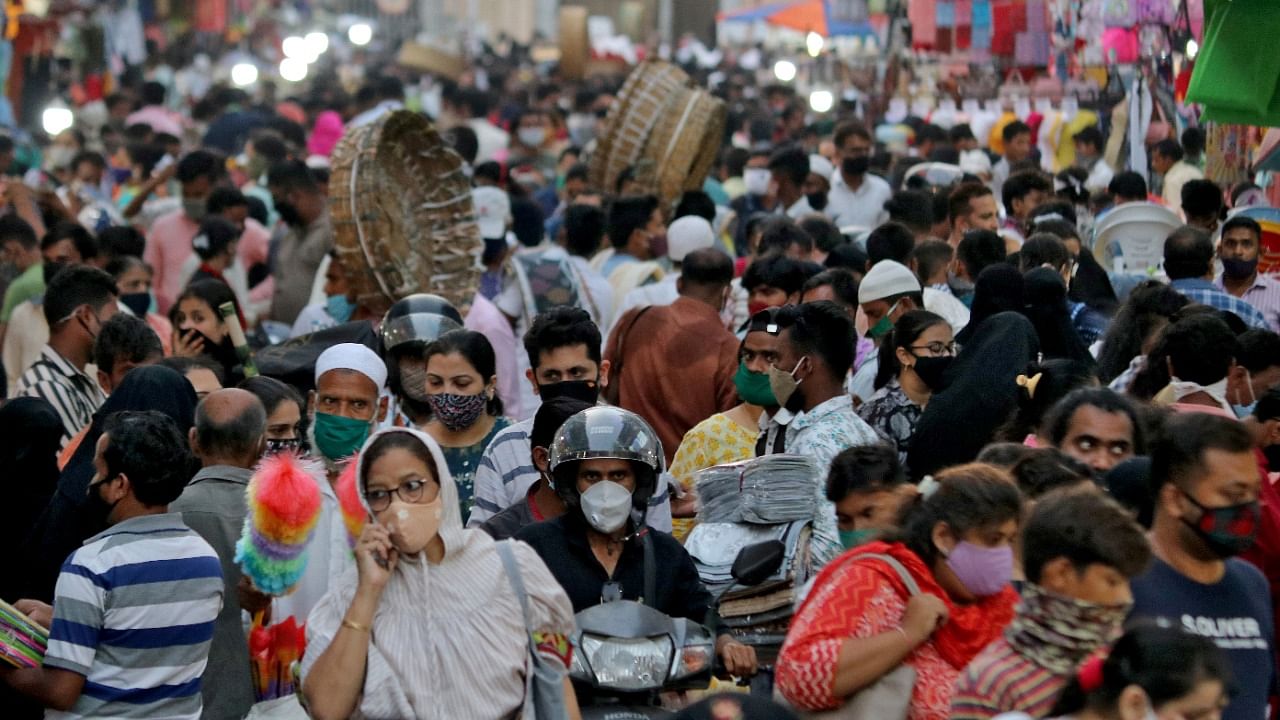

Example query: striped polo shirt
[15,344,106,448]
[43,513,224,720]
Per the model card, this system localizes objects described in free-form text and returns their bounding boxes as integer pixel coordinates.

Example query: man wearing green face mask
[667,307,783,539]
[309,343,388,473]
[849,260,924,406]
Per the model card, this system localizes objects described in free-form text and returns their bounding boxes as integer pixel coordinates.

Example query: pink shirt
[237,217,271,271]
[126,106,184,137]
[145,209,198,314]
[464,293,523,420]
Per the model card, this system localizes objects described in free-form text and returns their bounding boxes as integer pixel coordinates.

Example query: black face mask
[43,261,67,285]
[85,475,121,526]
[910,354,954,393]
[806,191,828,211]
[275,200,303,227]
[538,378,600,405]
[842,156,870,177]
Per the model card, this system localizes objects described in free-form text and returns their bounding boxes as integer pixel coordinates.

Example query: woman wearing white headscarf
[301,427,579,719]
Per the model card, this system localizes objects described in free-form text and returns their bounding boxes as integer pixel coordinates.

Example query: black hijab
[908,312,1040,480]
[20,365,198,601]
[1068,246,1118,313]
[0,398,63,598]
[1021,267,1094,363]
[955,263,1025,346]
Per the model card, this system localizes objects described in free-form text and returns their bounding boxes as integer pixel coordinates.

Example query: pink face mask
[944,541,1014,597]
[384,496,444,556]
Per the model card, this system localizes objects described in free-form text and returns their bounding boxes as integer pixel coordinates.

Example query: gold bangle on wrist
[342,618,370,633]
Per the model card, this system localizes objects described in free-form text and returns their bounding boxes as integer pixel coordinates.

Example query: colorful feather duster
[235,452,324,596]
[335,459,367,548]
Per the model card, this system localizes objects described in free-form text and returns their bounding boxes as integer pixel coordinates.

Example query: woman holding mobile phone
[301,427,580,719]
[170,278,246,383]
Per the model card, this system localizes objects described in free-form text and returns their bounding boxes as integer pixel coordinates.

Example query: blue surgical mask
[1233,370,1257,420]
[326,294,356,323]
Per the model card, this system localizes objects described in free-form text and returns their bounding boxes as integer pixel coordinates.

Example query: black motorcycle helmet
[380,294,464,409]
[548,406,664,515]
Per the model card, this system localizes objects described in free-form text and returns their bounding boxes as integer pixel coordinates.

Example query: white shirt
[349,99,405,128]
[923,287,971,334]
[569,255,615,329]
[990,157,1011,201]
[785,195,814,219]
[826,172,892,230]
[1084,157,1115,193]
[613,274,679,333]
[468,118,511,164]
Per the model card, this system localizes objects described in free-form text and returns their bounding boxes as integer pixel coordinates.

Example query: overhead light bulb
[809,89,834,113]
[282,36,307,59]
[304,31,329,59]
[1186,38,1199,59]
[231,62,259,87]
[42,106,73,136]
[806,31,824,57]
[774,59,797,82]
[280,57,308,82]
[348,23,373,46]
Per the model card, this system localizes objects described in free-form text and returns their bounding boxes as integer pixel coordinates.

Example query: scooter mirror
[730,539,786,586]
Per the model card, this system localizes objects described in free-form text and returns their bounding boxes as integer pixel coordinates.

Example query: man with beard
[268,160,332,325]
[1216,217,1280,332]
[1129,413,1274,720]
[757,300,879,568]
[276,343,387,632]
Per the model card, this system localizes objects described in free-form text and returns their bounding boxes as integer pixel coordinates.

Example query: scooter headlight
[577,634,674,690]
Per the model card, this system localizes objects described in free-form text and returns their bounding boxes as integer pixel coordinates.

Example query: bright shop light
[809,89,834,113]
[42,106,73,136]
[774,59,797,82]
[231,62,259,87]
[280,58,308,82]
[348,23,373,46]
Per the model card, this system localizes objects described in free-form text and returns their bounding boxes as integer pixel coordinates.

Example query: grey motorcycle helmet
[548,406,664,513]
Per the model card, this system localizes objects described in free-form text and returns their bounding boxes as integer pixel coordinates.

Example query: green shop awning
[1186,0,1280,127]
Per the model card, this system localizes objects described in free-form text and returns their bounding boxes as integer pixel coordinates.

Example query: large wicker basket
[589,60,726,207]
[329,110,481,315]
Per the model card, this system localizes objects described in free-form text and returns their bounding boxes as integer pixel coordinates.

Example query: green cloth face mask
[733,361,777,406]
[313,411,372,462]
[866,300,902,341]
[840,528,879,550]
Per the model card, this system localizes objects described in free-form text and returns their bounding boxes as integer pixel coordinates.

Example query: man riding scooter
[517,406,758,691]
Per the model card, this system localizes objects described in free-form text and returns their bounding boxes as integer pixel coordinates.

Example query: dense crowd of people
[0,35,1276,720]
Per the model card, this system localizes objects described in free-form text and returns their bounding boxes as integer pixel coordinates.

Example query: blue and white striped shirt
[43,513,224,720]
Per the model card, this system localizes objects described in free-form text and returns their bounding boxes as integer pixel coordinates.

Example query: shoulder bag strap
[858,552,921,597]
[642,531,656,609]
[606,305,654,403]
[497,540,533,633]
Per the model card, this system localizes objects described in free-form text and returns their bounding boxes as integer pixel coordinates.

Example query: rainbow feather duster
[235,452,324,596]
[335,459,367,549]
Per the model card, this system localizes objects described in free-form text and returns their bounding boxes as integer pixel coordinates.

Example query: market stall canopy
[717,0,877,38]
[1185,0,1280,127]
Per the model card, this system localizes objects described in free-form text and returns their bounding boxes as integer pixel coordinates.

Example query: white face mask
[518,127,547,148]
[579,480,633,534]
[744,167,771,196]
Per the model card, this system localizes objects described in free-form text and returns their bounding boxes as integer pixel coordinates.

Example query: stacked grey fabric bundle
[694,454,820,525]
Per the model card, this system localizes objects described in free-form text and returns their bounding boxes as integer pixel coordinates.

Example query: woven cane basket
[589,60,726,207]
[329,110,481,315]
[638,86,728,205]
[590,60,691,195]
